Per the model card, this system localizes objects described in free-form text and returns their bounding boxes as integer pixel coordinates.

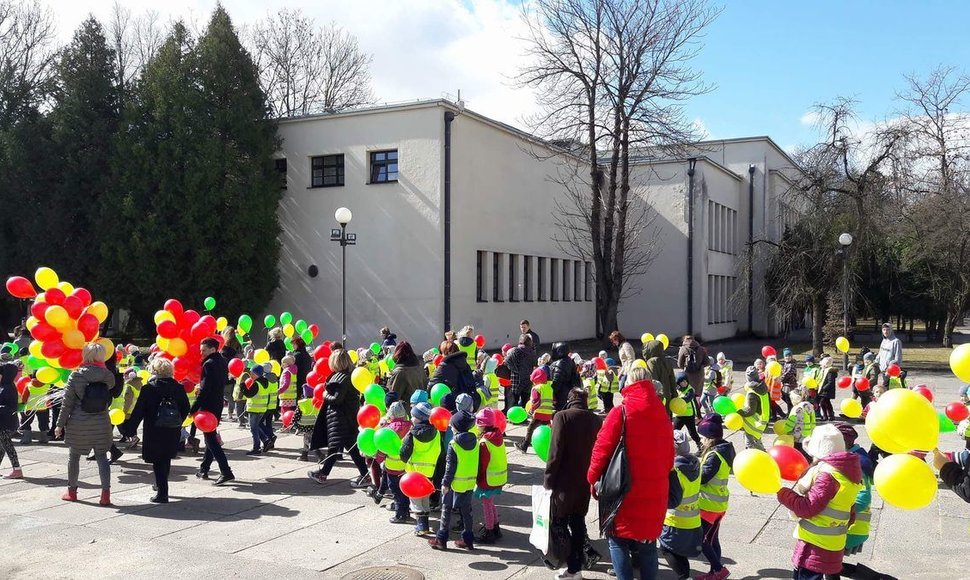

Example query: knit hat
[386,401,407,420]
[804,423,846,460]
[484,357,498,374]
[675,372,689,384]
[782,348,792,356]
[455,393,474,413]
[745,366,760,383]
[476,407,497,429]
[252,365,264,377]
[673,429,690,457]
[411,402,432,422]
[530,367,548,385]
[697,413,724,439]
[834,422,859,448]
[805,354,816,363]
[450,410,475,433]
[384,391,399,409]
[955,448,970,470]
[863,352,875,361]
[410,389,429,406]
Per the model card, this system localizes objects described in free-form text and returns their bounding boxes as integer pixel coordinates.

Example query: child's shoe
[4,468,23,479]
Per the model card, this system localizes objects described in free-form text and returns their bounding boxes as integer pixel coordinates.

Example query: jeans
[68,448,110,489]
[701,516,724,572]
[387,473,409,518]
[249,413,271,449]
[153,458,171,498]
[261,410,276,439]
[555,513,587,574]
[437,489,474,543]
[698,392,714,416]
[607,536,658,580]
[199,430,233,475]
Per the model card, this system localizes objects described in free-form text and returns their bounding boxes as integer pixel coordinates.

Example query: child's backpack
[81,382,111,413]
[155,396,182,428]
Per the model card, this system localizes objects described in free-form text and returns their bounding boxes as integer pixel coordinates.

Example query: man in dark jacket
[194,338,234,485]
[643,339,676,408]
[291,338,313,400]
[549,342,581,411]
[520,320,540,352]
[503,334,535,412]
[545,387,602,576]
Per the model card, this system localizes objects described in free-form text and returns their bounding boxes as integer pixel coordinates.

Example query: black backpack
[81,381,111,413]
[684,348,702,373]
[155,396,182,429]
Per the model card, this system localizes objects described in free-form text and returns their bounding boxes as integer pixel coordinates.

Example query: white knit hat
[803,423,846,460]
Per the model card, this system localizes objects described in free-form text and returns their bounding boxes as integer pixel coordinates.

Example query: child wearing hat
[660,430,703,580]
[672,372,701,449]
[516,367,554,454]
[696,414,735,580]
[782,389,816,460]
[715,352,733,394]
[474,407,507,544]
[777,423,863,579]
[400,402,441,537]
[429,409,479,550]
[737,366,769,451]
[700,363,720,416]
[380,401,413,523]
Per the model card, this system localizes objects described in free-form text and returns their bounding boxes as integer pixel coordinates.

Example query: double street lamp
[331,207,356,344]
[838,232,853,370]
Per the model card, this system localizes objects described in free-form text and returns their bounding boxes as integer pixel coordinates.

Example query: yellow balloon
[109,408,125,426]
[48,357,62,369]
[669,397,688,415]
[865,388,939,453]
[873,453,937,510]
[283,323,295,338]
[87,301,109,324]
[167,337,187,357]
[731,393,746,410]
[349,349,359,364]
[36,367,59,384]
[96,338,115,361]
[766,360,782,378]
[270,360,281,376]
[835,337,850,354]
[182,414,193,427]
[216,317,228,332]
[157,337,171,352]
[138,370,150,383]
[378,360,389,375]
[775,434,794,447]
[29,340,44,358]
[351,367,374,392]
[63,330,85,349]
[640,332,654,344]
[154,310,175,325]
[34,267,59,291]
[657,333,669,350]
[735,448,782,494]
[253,349,270,365]
[26,316,38,330]
[724,412,743,430]
[950,343,970,383]
[803,376,818,389]
[44,305,69,329]
[56,281,74,295]
[840,398,862,419]
[773,421,789,435]
[632,358,647,369]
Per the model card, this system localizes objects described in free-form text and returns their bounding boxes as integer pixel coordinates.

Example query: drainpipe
[747,164,756,334]
[687,158,697,335]
[444,111,455,332]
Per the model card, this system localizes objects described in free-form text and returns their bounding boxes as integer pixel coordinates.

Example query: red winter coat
[587,379,674,541]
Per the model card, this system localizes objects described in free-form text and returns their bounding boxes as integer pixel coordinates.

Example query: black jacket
[941,459,970,504]
[193,352,228,418]
[428,352,481,412]
[504,344,535,395]
[293,347,313,394]
[545,398,602,515]
[400,421,440,463]
[0,363,20,432]
[266,339,286,363]
[549,344,581,411]
[311,371,359,451]
[125,377,190,463]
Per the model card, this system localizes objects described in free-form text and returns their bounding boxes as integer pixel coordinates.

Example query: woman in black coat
[308,349,367,484]
[427,340,481,412]
[125,358,190,503]
[265,327,287,363]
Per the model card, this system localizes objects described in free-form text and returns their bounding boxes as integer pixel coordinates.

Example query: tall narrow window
[550,258,560,302]
[476,251,487,303]
[275,158,287,189]
[524,257,533,302]
[585,261,593,301]
[369,150,399,183]
[538,257,547,302]
[508,254,519,302]
[493,253,504,302]
[562,259,571,301]
[574,261,582,301]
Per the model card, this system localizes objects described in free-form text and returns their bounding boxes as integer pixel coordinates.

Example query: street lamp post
[838,232,853,371]
[331,207,356,344]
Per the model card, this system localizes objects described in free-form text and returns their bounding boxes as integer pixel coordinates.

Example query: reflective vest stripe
[698,450,730,513]
[818,506,851,520]
[741,387,769,436]
[450,440,480,493]
[535,382,555,415]
[484,440,508,487]
[406,432,441,477]
[853,511,871,522]
[280,372,297,400]
[798,519,847,536]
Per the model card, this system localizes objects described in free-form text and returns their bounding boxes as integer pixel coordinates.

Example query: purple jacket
[776,451,863,574]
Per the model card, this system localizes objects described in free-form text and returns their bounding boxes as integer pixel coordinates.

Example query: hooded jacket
[428,351,480,412]
[700,439,737,487]
[677,339,709,390]
[549,343,581,411]
[660,452,704,557]
[643,340,677,405]
[400,420,441,463]
[737,380,768,419]
[777,451,863,574]
[877,330,902,369]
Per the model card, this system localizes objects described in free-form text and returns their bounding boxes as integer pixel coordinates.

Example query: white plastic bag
[529,485,552,554]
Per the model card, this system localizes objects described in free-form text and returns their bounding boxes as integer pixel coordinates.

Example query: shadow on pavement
[112,496,299,522]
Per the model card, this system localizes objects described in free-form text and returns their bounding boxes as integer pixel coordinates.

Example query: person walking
[385,342,425,412]
[677,336,709,396]
[193,337,235,485]
[55,343,120,506]
[643,339,677,409]
[0,358,23,479]
[290,337,313,400]
[877,323,902,389]
[545,387,603,579]
[588,366,675,580]
[549,342,582,412]
[609,331,636,390]
[503,334,535,412]
[308,349,368,484]
[520,320,540,352]
[124,358,190,503]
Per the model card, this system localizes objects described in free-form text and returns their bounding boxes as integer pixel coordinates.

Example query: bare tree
[248,8,374,117]
[0,0,57,123]
[108,1,163,97]
[518,0,718,337]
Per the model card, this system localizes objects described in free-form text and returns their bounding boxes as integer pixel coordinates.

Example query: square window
[370,149,399,183]
[310,154,344,187]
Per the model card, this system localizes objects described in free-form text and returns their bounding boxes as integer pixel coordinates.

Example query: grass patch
[778,342,953,365]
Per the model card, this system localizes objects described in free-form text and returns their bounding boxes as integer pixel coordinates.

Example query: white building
[269,100,799,351]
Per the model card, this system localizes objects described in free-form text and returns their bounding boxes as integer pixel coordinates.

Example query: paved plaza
[1,372,968,580]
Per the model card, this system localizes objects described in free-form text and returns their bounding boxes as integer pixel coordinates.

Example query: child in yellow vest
[381,401,413,524]
[516,367,554,454]
[474,408,507,544]
[429,409,479,551]
[400,402,441,537]
[660,430,703,580]
[292,391,321,462]
[696,414,736,580]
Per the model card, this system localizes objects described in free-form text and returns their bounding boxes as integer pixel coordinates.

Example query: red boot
[62,487,78,502]
[99,489,112,506]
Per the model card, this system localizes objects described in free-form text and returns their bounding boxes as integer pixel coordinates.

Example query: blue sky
[688,0,970,149]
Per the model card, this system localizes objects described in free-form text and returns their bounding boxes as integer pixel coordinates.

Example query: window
[524,256,533,302]
[538,257,547,302]
[562,260,571,301]
[476,251,487,303]
[311,154,344,188]
[707,275,738,325]
[275,158,287,189]
[492,252,505,302]
[707,201,738,254]
[550,258,560,302]
[508,254,519,302]
[574,262,582,300]
[585,261,593,301]
[369,149,398,183]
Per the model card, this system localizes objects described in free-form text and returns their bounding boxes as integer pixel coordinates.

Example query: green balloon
[939,412,956,433]
[357,428,378,456]
[203,296,216,311]
[369,342,381,355]
[431,347,440,355]
[430,383,451,407]
[283,337,293,351]
[364,383,386,407]
[532,424,552,461]
[385,355,396,371]
[25,355,45,371]
[280,311,293,325]
[237,314,253,334]
[1,342,15,354]
[301,329,314,344]
[507,406,528,424]
[374,427,402,456]
[712,395,737,416]
[295,319,308,334]
[264,314,276,329]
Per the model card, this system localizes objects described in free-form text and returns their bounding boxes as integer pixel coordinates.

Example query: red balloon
[886,364,901,378]
[855,378,870,392]
[313,345,329,360]
[400,472,435,499]
[493,409,508,433]
[716,386,728,395]
[913,386,933,402]
[183,380,197,394]
[199,315,217,332]
[77,313,100,341]
[499,377,511,387]
[593,357,608,371]
[312,395,324,409]
[16,376,31,394]
[433,355,444,366]
[157,320,178,339]
[322,340,332,348]
[71,287,92,307]
[313,384,326,400]
[492,353,504,366]
[281,410,295,428]
[183,309,201,326]
[62,295,84,319]
[41,339,66,359]
[306,371,321,386]
[30,301,49,320]
[6,276,37,299]
[761,346,777,359]
[228,358,245,378]
[429,406,452,432]
[164,299,183,316]
[309,324,320,338]
[475,335,486,348]
[357,404,382,428]
[190,320,210,341]
[45,287,66,306]
[501,343,513,355]
[837,376,852,389]
[30,321,59,342]
[769,444,810,481]
[59,349,82,369]
[945,401,969,422]
[193,410,218,433]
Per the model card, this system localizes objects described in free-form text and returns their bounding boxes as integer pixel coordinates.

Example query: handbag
[596,406,630,536]
[155,397,182,429]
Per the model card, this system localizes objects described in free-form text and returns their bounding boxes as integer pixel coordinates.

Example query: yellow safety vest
[794,464,862,551]
[783,402,816,440]
[405,431,441,477]
[672,386,696,418]
[665,466,702,529]
[26,385,48,412]
[584,378,599,411]
[887,375,903,389]
[802,366,821,387]
[450,440,480,493]
[124,383,142,415]
[296,398,319,427]
[483,439,508,487]
[247,380,270,413]
[741,386,769,437]
[266,379,279,410]
[279,371,297,401]
[698,449,730,513]
[534,382,555,416]
[458,342,477,368]
[187,385,198,407]
[384,430,407,472]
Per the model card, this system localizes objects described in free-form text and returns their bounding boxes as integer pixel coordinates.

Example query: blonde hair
[150,357,174,379]
[82,343,106,364]
[282,354,295,366]
[269,327,284,340]
[458,325,474,338]
[627,366,652,383]
[329,349,352,373]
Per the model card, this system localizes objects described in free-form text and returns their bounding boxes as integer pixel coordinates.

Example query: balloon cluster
[639,332,669,350]
[153,299,222,384]
[6,268,112,378]
[237,311,319,349]
[303,340,337,408]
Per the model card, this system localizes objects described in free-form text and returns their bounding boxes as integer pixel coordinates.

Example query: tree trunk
[812,294,825,356]
[943,312,957,348]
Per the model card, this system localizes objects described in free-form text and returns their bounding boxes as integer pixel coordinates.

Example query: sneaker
[4,469,23,479]
[428,537,447,551]
[213,474,235,486]
[195,470,210,480]
[307,471,328,485]
[245,448,262,456]
[555,571,583,580]
[414,529,434,538]
[109,447,124,464]
[389,515,412,524]
[349,474,370,489]
[369,488,382,505]
[475,527,497,544]
[126,436,140,450]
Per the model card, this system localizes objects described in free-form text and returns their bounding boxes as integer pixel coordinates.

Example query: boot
[189,437,200,454]
[62,487,78,502]
[475,526,498,544]
[99,489,112,506]
[20,431,33,445]
[494,523,503,539]
[109,446,124,464]
[36,432,49,444]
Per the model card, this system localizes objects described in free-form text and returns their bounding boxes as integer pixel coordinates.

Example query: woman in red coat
[588,367,674,580]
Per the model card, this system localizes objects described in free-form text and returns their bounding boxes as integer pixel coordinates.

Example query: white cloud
[692,117,710,139]
[799,110,820,126]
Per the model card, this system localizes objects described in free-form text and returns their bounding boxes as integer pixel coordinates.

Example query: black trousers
[153,458,171,498]
[199,430,232,475]
[554,513,587,574]
[318,445,367,477]
[672,416,701,446]
[661,546,691,579]
[600,391,615,413]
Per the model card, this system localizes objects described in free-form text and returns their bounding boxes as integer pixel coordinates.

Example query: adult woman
[265,327,286,363]
[588,366,674,580]
[0,358,23,479]
[290,337,313,397]
[125,357,190,503]
[609,331,636,390]
[427,340,480,412]
[386,342,425,412]
[307,349,367,484]
[55,343,121,506]
[221,327,241,420]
